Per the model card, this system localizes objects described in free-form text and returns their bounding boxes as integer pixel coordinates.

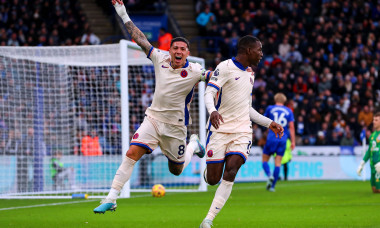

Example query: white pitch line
[0,194,154,211]
[0,200,97,211]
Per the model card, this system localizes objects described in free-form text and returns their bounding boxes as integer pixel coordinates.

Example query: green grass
[0,181,379,228]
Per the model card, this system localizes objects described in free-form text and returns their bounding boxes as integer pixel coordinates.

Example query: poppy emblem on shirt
[133,133,139,139]
[181,70,188,78]
[207,150,213,158]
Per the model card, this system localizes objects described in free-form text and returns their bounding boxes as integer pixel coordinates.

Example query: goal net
[0,40,207,199]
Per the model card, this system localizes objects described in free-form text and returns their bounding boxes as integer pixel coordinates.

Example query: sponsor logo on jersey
[235,77,240,80]
[180,70,188,78]
[213,69,219,76]
[133,133,139,139]
[161,65,169,68]
[207,150,213,157]
[211,76,218,81]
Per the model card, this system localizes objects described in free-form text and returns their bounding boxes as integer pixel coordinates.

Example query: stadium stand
[195,0,380,146]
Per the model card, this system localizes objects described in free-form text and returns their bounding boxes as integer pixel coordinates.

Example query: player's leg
[166,135,207,176]
[93,145,148,214]
[201,155,244,227]
[371,171,380,193]
[283,162,288,181]
[262,141,272,179]
[203,131,226,185]
[269,141,286,192]
[262,153,271,177]
[179,134,206,174]
[94,117,158,214]
[270,155,283,192]
[262,153,273,190]
[200,133,249,227]
[161,123,205,175]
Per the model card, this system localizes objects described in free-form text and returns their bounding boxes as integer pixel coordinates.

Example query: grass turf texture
[0,181,379,228]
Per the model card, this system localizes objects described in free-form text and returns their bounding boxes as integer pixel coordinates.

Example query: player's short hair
[274,93,287,104]
[237,35,260,54]
[170,37,190,49]
[375,111,380,117]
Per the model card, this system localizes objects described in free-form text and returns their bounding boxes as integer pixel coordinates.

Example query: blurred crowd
[0,0,94,46]
[196,0,380,146]
[0,0,163,156]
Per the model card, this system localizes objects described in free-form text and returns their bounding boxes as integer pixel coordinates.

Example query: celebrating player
[199,35,284,228]
[357,112,380,193]
[262,93,296,192]
[94,0,213,214]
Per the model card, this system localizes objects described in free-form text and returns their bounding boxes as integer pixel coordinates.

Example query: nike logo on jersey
[161,65,169,68]
[235,77,240,80]
[215,207,221,210]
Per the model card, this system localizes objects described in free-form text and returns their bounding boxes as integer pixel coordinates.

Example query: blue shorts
[263,139,286,156]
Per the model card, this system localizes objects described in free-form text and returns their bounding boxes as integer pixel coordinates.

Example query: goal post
[0,40,207,199]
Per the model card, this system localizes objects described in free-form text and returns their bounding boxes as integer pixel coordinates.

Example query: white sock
[106,188,119,201]
[107,157,137,200]
[205,179,234,221]
[182,141,197,172]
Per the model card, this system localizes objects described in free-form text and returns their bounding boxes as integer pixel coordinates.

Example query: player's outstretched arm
[289,121,296,150]
[269,121,284,138]
[249,107,284,138]
[112,0,152,55]
[205,87,223,129]
[357,160,365,176]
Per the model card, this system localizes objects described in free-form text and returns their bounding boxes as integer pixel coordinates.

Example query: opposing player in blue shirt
[262,93,295,192]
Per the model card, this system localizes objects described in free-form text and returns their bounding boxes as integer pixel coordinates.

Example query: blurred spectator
[81,28,100,45]
[81,129,103,156]
[340,126,355,146]
[157,27,172,51]
[196,6,216,36]
[358,105,374,127]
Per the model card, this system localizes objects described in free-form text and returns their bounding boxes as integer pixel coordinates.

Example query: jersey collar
[169,59,189,68]
[232,57,248,71]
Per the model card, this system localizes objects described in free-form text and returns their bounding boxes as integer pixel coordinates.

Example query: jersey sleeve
[363,132,374,162]
[192,63,213,82]
[147,47,166,65]
[206,66,229,91]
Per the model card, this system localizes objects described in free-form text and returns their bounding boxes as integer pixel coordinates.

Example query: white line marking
[0,200,98,211]
[0,194,154,211]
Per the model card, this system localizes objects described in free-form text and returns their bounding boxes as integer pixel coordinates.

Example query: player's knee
[126,146,147,160]
[205,172,220,185]
[168,164,182,176]
[223,168,238,181]
[207,177,219,186]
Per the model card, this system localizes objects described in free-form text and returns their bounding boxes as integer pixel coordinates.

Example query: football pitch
[0,181,379,228]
